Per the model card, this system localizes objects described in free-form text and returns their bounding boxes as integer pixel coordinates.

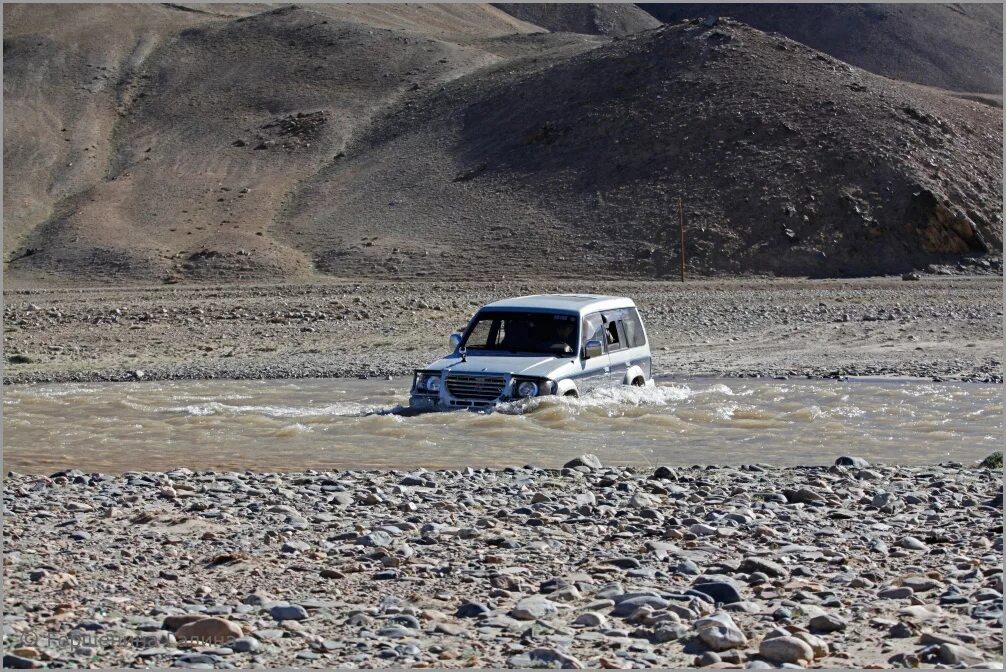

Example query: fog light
[516,381,538,397]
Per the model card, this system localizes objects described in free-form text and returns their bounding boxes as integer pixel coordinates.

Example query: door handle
[604,366,610,373]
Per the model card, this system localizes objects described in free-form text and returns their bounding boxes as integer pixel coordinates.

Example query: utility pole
[678,197,686,282]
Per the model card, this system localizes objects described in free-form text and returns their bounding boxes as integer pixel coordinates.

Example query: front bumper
[409,371,555,411]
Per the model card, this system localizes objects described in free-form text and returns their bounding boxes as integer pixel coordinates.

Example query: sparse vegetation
[979,451,1003,470]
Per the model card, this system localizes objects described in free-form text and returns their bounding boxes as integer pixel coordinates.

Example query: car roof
[481,294,635,315]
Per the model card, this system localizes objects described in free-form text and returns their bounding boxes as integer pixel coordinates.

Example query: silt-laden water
[2,377,1000,473]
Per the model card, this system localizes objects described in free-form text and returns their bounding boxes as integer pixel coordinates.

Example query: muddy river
[2,377,1001,473]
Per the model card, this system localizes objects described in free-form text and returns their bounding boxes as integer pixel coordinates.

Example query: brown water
[2,377,1001,473]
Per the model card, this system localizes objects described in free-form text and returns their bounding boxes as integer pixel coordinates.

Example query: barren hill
[641,4,1004,95]
[492,3,661,37]
[3,5,1002,285]
[281,18,1003,279]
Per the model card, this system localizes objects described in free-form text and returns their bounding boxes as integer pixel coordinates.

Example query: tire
[631,377,645,387]
[563,390,579,398]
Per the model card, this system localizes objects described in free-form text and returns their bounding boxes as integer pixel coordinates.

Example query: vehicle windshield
[460,311,579,356]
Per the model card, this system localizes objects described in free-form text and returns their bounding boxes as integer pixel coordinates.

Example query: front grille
[446,374,506,401]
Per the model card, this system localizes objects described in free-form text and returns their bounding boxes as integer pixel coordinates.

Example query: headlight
[413,372,441,394]
[516,380,538,397]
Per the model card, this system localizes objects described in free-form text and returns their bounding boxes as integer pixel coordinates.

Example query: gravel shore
[3,276,1002,385]
[3,456,1002,669]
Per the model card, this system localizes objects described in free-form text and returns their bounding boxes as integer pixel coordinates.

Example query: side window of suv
[620,308,647,348]
[582,312,605,347]
[600,312,624,351]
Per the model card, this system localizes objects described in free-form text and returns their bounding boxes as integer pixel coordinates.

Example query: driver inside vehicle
[547,318,576,355]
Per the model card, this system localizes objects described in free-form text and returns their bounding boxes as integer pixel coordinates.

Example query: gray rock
[691,580,743,605]
[783,488,826,505]
[652,623,688,643]
[268,604,308,621]
[809,613,846,633]
[759,635,815,664]
[607,557,641,569]
[330,492,353,507]
[878,586,914,599]
[376,625,414,638]
[674,559,701,575]
[510,596,558,621]
[653,466,678,480]
[562,454,602,470]
[357,530,393,547]
[455,602,491,618]
[507,648,583,669]
[871,491,901,513]
[739,556,787,578]
[611,595,668,617]
[898,536,928,551]
[573,611,608,627]
[281,540,310,553]
[938,643,986,666]
[695,612,747,651]
[690,523,717,536]
[902,576,941,592]
[835,456,870,468]
[230,637,260,653]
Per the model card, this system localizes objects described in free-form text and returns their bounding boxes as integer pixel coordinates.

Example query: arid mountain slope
[179,3,544,38]
[642,4,1004,94]
[2,4,215,258]
[492,3,661,36]
[281,19,1002,279]
[5,5,503,282]
[4,6,1002,285]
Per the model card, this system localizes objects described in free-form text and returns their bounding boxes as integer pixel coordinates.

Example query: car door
[601,310,629,385]
[604,308,649,384]
[576,311,609,393]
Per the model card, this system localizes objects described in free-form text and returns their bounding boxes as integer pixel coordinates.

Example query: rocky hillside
[281,18,1003,279]
[3,5,1002,285]
[642,4,1004,95]
[492,3,661,37]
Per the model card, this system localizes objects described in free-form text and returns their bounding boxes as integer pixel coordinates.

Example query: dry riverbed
[3,276,1003,385]
[2,456,1003,669]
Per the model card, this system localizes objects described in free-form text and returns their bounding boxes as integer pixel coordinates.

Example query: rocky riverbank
[3,276,1002,386]
[3,456,1002,668]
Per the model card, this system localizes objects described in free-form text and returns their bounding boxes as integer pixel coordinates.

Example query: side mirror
[583,339,603,360]
[449,333,462,350]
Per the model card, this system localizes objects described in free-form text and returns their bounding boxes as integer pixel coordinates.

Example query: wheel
[563,390,579,398]
[631,377,645,387]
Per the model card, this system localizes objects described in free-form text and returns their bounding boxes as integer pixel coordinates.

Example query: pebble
[878,586,914,599]
[738,556,787,578]
[510,596,559,621]
[573,611,608,628]
[175,617,243,642]
[695,612,748,651]
[455,602,490,618]
[230,637,260,653]
[268,604,308,621]
[4,460,1001,667]
[508,648,583,668]
[563,454,602,470]
[898,536,928,550]
[759,635,815,665]
[809,613,847,633]
[691,580,743,605]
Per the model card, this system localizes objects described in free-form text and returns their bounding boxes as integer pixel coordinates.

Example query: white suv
[410,294,652,410]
